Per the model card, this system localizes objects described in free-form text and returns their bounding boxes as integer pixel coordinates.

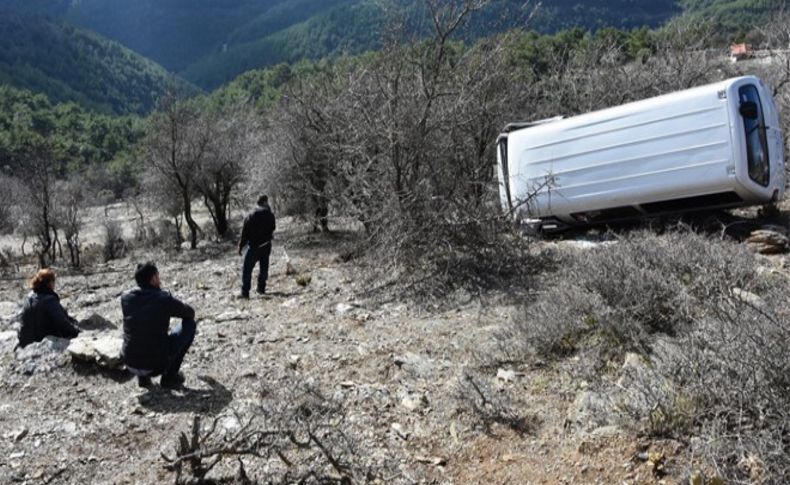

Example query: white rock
[391,422,408,439]
[732,288,767,309]
[401,395,427,412]
[216,311,249,322]
[392,352,436,378]
[0,301,20,321]
[335,303,355,315]
[67,334,124,369]
[496,368,518,383]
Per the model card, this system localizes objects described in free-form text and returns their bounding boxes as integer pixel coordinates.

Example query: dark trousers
[241,242,271,296]
[163,318,196,380]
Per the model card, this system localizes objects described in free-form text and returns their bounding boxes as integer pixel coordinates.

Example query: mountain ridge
[0,9,197,116]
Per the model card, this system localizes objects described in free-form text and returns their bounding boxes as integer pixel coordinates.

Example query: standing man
[121,262,196,389]
[238,195,276,298]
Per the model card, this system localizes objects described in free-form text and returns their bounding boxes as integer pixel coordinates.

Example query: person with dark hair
[121,262,197,389]
[238,195,276,298]
[17,269,80,348]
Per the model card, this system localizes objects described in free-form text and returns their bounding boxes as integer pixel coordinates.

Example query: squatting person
[17,269,81,348]
[238,194,276,298]
[121,262,196,389]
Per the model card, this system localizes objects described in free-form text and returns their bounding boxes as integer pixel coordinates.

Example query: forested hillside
[0,0,681,90]
[680,0,786,31]
[0,10,196,115]
[2,0,785,91]
[0,85,143,195]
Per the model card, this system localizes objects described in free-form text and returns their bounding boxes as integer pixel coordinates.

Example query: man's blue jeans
[241,242,271,296]
[163,318,196,381]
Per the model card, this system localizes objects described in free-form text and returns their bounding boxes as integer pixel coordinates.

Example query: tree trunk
[183,194,199,249]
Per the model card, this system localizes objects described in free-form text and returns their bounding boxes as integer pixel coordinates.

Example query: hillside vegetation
[1,0,785,92]
[0,0,681,90]
[0,10,196,115]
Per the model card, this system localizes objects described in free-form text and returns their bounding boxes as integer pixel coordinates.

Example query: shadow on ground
[137,375,233,415]
[71,361,134,384]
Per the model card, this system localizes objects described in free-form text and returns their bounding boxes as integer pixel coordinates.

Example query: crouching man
[121,262,196,389]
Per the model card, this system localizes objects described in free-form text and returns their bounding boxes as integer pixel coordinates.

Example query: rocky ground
[0,213,787,485]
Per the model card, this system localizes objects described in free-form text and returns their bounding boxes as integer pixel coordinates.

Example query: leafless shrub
[508,230,761,367]
[102,219,126,262]
[143,92,210,249]
[12,147,63,267]
[163,384,391,484]
[197,101,263,239]
[266,1,542,300]
[507,229,789,482]
[0,173,16,235]
[454,372,539,436]
[631,282,790,482]
[55,177,85,268]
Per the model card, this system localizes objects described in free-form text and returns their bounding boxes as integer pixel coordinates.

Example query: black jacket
[239,204,276,250]
[18,290,80,348]
[120,286,195,372]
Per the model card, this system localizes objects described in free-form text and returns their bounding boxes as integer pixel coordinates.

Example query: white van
[497,76,786,230]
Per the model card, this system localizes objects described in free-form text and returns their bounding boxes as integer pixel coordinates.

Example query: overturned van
[497,76,786,230]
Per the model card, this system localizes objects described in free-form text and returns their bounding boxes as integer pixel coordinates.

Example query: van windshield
[739,85,770,186]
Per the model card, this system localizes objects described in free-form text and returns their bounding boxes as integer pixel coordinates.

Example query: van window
[499,138,513,210]
[739,85,770,186]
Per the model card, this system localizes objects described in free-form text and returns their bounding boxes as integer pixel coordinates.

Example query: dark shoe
[237,292,250,299]
[137,376,153,389]
[256,287,266,295]
[160,373,186,389]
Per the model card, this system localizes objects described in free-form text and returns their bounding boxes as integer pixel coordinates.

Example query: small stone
[9,451,24,459]
[335,303,355,315]
[732,288,767,309]
[391,423,408,439]
[415,456,447,466]
[216,311,249,323]
[496,368,518,383]
[13,428,28,442]
[401,394,427,412]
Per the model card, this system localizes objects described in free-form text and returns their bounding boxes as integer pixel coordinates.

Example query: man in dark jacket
[238,195,276,298]
[121,262,196,389]
[18,269,80,348]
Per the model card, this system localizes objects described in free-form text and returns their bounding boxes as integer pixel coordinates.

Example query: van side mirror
[740,101,759,120]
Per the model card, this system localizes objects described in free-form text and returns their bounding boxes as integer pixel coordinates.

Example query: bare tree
[197,102,263,238]
[0,173,16,235]
[14,146,61,267]
[55,177,85,268]
[143,93,211,249]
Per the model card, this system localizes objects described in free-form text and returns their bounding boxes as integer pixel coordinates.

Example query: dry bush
[0,174,16,235]
[55,177,85,268]
[265,3,542,300]
[506,229,790,482]
[163,383,393,484]
[454,371,539,436]
[508,230,761,366]
[102,219,126,261]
